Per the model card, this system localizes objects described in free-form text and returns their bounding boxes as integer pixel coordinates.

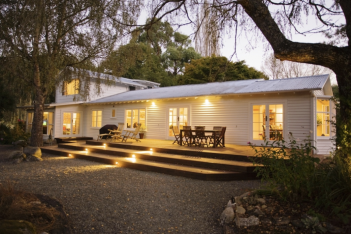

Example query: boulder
[0,220,36,234]
[220,200,236,225]
[24,147,43,161]
[253,207,265,216]
[235,205,246,215]
[256,198,266,204]
[9,151,26,164]
[235,215,259,227]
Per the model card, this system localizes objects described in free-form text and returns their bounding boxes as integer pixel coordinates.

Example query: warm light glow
[115,162,118,164]
[152,102,156,107]
[103,143,106,146]
[69,154,72,157]
[132,154,135,158]
[126,158,136,163]
[205,99,209,104]
[85,148,88,151]
[150,148,153,151]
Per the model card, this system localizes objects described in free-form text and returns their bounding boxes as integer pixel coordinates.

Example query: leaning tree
[145,0,351,153]
[0,0,142,146]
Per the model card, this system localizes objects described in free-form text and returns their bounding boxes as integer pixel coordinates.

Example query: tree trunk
[30,64,44,147]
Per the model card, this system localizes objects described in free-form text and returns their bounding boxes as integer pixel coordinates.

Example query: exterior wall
[54,104,86,138]
[55,81,128,104]
[82,91,316,146]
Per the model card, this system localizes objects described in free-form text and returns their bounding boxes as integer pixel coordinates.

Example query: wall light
[132,154,135,158]
[152,102,156,107]
[205,99,210,104]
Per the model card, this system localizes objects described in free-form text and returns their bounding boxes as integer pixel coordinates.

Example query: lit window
[316,99,330,137]
[92,110,102,128]
[27,113,33,132]
[27,112,54,135]
[126,109,145,129]
[62,79,79,95]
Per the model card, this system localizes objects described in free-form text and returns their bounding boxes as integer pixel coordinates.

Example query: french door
[168,107,189,138]
[62,112,81,136]
[252,104,284,142]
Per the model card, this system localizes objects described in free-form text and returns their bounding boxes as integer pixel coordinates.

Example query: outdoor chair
[111,123,125,142]
[97,129,114,141]
[182,126,194,146]
[121,123,141,142]
[172,126,181,145]
[209,127,226,147]
[194,126,208,147]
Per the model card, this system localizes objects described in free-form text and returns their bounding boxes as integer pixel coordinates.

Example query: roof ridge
[263,74,329,82]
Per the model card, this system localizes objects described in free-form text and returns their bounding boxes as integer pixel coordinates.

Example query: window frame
[316,98,331,138]
[62,79,80,96]
[125,108,146,130]
[91,110,102,129]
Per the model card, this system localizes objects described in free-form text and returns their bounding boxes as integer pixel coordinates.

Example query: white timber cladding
[82,92,314,145]
[54,105,85,138]
[55,80,128,104]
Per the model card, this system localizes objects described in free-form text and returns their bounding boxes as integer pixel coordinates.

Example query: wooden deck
[41,139,261,181]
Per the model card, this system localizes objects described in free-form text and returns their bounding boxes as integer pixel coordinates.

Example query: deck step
[55,137,93,144]
[86,140,253,162]
[57,143,258,173]
[41,146,257,181]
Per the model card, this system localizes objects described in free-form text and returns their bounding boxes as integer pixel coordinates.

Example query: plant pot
[139,133,144,139]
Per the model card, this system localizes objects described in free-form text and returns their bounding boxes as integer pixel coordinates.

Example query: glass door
[63,112,81,136]
[252,104,284,142]
[168,107,188,138]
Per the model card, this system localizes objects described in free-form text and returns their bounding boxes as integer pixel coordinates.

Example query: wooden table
[179,130,224,148]
[110,130,122,141]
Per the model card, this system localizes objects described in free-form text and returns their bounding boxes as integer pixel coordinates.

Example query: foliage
[0,0,141,146]
[0,82,16,120]
[0,181,60,232]
[178,56,267,85]
[102,19,201,86]
[0,120,30,144]
[250,133,318,201]
[250,134,351,223]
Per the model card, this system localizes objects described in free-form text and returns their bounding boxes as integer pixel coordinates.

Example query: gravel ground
[0,145,262,234]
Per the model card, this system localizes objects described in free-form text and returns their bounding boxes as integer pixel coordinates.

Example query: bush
[250,133,318,201]
[250,133,351,223]
[0,120,30,144]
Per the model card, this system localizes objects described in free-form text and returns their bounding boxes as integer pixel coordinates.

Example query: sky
[137,3,344,85]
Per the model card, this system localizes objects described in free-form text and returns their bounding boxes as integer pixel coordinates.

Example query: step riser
[58,144,255,173]
[87,140,253,162]
[41,148,255,181]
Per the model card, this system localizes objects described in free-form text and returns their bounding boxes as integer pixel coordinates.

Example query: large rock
[235,215,259,227]
[0,219,36,234]
[220,200,236,225]
[24,147,43,161]
[9,151,26,164]
[235,205,246,215]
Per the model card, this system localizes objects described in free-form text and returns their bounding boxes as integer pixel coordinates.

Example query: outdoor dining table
[179,129,224,148]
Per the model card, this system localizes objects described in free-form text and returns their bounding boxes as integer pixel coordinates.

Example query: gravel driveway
[0,145,262,234]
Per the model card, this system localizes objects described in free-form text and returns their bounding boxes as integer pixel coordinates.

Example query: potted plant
[139,127,146,139]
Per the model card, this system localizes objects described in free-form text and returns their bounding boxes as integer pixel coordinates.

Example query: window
[43,112,54,135]
[126,109,145,129]
[317,99,330,137]
[92,110,102,128]
[111,109,116,118]
[62,79,79,95]
[27,112,53,135]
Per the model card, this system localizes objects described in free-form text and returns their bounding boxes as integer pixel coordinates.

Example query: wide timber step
[41,142,260,181]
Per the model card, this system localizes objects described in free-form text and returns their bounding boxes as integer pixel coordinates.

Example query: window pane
[126,110,132,128]
[92,111,96,127]
[139,109,146,129]
[112,109,115,118]
[97,111,102,127]
[132,110,138,128]
[48,112,53,124]
[317,100,330,137]
[63,113,71,135]
[65,79,79,95]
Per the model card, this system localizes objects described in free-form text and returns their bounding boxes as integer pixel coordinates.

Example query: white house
[26,72,335,155]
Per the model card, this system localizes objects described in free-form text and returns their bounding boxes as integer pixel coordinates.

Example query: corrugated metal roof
[234,74,329,94]
[87,74,329,104]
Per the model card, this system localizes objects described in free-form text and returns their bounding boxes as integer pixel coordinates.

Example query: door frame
[166,105,191,140]
[61,111,82,137]
[249,101,286,144]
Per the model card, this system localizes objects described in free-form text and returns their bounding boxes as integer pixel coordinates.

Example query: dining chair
[183,126,194,146]
[194,126,208,147]
[172,126,181,145]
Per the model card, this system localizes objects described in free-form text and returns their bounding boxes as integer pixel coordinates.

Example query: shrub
[250,133,351,223]
[0,119,30,144]
[250,133,318,201]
